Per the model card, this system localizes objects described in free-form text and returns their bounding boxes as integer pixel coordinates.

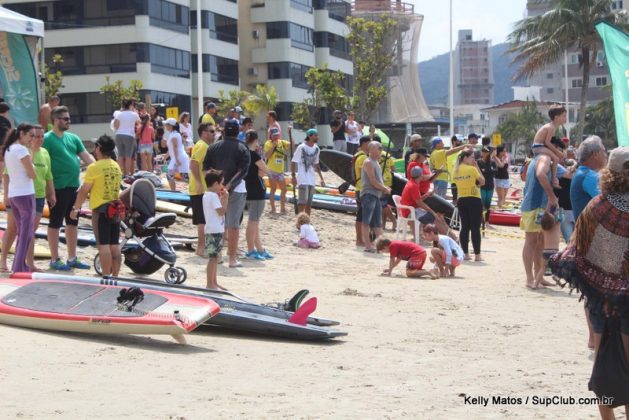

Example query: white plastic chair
[392,194,421,244]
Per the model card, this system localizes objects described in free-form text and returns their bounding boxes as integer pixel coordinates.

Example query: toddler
[423,224,464,277]
[296,212,320,249]
[376,238,438,279]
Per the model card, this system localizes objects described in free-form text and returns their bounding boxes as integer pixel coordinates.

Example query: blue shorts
[495,178,511,189]
[138,143,153,154]
[433,180,448,198]
[35,197,45,214]
[361,193,382,228]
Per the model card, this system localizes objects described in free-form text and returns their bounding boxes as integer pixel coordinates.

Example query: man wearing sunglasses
[43,106,95,271]
[189,122,217,256]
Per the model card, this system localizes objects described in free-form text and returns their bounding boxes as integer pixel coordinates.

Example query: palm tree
[245,84,279,116]
[508,0,628,141]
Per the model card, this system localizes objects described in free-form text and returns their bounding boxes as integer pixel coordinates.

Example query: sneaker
[244,250,265,261]
[260,249,274,260]
[67,257,90,269]
[50,259,71,271]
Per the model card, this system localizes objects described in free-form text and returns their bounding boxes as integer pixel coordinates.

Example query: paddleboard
[156,200,192,218]
[156,190,191,204]
[25,273,346,340]
[488,210,521,226]
[0,229,51,259]
[0,274,220,337]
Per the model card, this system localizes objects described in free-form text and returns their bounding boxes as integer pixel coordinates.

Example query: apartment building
[4,0,353,144]
[453,29,494,106]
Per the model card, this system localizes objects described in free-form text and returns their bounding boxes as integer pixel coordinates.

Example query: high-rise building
[3,0,353,144]
[453,29,494,106]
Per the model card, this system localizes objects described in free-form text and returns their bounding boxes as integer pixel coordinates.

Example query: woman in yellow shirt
[452,150,485,261]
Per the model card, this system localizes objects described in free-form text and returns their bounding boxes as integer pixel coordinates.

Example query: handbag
[105,199,126,223]
[588,317,629,408]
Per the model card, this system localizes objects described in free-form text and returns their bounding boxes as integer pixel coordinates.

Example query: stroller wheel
[164,267,181,284]
[94,254,102,276]
[175,267,187,284]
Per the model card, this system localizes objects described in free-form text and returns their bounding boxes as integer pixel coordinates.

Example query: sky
[409,0,529,61]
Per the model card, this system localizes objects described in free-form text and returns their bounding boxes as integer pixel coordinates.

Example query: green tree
[246,84,279,116]
[290,65,349,128]
[346,15,398,122]
[584,98,617,148]
[99,76,143,111]
[44,53,64,99]
[494,100,544,159]
[216,88,251,117]
[508,0,628,142]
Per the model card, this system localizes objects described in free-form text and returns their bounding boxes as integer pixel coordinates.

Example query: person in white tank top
[163,118,190,191]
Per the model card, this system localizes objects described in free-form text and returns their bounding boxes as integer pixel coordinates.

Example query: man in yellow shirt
[189,123,216,255]
[430,137,471,198]
[353,135,370,246]
[70,135,122,276]
[200,101,217,126]
[264,128,291,213]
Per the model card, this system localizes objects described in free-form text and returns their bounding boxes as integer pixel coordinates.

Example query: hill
[418,42,522,106]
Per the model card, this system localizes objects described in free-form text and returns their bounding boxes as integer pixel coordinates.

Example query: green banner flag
[595,21,629,147]
[0,31,38,125]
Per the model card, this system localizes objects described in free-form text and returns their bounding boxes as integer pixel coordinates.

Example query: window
[546,73,554,79]
[546,88,554,94]
[314,31,350,59]
[612,0,624,9]
[316,0,351,22]
[148,0,189,34]
[266,22,313,51]
[208,12,238,43]
[267,62,312,88]
[595,76,608,86]
[150,45,190,78]
[571,53,582,64]
[192,54,239,85]
[290,0,313,13]
[45,44,140,75]
[571,79,583,88]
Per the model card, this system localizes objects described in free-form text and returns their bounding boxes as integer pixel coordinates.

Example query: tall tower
[453,29,494,105]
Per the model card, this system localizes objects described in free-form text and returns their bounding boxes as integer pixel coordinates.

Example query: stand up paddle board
[156,200,191,217]
[0,274,220,340]
[23,273,346,340]
[0,229,51,259]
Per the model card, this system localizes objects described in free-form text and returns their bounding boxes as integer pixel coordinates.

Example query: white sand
[0,189,621,419]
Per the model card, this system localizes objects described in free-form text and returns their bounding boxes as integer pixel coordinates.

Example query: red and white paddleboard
[0,274,220,339]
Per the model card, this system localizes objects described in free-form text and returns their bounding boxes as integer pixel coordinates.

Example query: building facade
[4,0,353,145]
[453,29,494,106]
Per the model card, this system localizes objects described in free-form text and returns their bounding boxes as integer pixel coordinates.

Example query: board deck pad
[2,282,166,317]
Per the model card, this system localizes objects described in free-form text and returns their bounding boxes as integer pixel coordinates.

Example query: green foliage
[507,0,629,143]
[99,76,143,111]
[494,101,544,158]
[584,98,617,148]
[216,88,251,117]
[346,15,398,122]
[290,65,349,129]
[246,84,279,115]
[44,53,64,99]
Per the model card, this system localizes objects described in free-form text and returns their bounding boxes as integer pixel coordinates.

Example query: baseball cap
[607,146,629,172]
[235,106,243,113]
[431,137,443,148]
[410,134,422,142]
[270,128,280,137]
[224,119,240,135]
[410,166,422,178]
[481,146,493,153]
[163,117,177,126]
[306,128,318,136]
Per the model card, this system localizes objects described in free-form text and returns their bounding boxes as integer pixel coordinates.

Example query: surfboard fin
[288,297,317,326]
[171,334,187,345]
[286,289,309,312]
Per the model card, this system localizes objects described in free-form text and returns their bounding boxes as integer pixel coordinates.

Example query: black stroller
[93,178,187,284]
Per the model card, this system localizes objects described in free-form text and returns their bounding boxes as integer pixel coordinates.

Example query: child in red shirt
[376,238,439,279]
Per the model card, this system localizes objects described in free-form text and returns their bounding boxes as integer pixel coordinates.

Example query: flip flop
[228,261,243,268]
[363,248,377,253]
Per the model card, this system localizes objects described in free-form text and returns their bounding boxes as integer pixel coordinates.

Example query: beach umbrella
[361,127,392,148]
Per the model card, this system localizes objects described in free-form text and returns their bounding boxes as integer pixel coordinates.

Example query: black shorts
[190,194,205,225]
[95,212,120,246]
[355,195,362,222]
[49,187,79,229]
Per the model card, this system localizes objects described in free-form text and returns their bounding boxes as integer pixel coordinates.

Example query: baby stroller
[93,178,187,284]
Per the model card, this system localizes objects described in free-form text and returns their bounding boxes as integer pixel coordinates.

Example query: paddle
[288,125,299,215]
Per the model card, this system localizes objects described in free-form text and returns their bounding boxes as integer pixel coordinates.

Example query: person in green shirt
[43,106,95,271]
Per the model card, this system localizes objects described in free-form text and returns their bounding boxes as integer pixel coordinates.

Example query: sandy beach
[0,179,620,419]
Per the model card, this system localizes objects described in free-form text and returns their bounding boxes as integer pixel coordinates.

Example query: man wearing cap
[404,134,423,170]
[203,120,251,268]
[189,123,216,256]
[201,102,217,126]
[70,135,122,277]
[330,110,347,153]
[468,133,481,159]
[43,106,95,271]
[291,129,325,215]
[264,127,291,213]
[353,135,371,246]
[429,137,470,198]
[400,166,438,225]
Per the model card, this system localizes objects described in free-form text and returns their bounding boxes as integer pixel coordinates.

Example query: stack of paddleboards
[5,273,347,340]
